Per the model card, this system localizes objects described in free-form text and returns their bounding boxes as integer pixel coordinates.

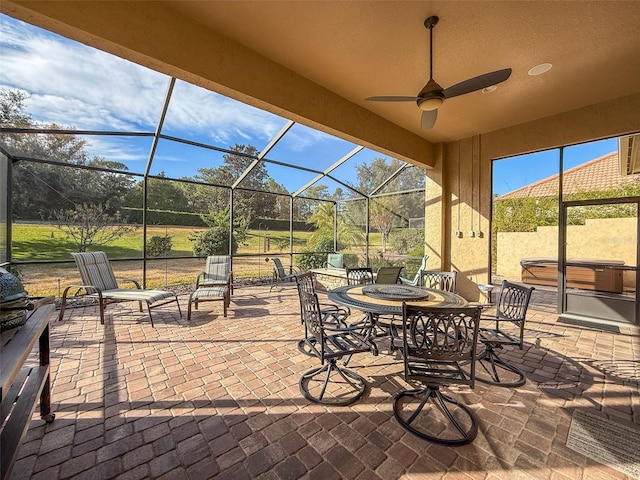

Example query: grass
[11,223,316,261]
[12,223,383,297]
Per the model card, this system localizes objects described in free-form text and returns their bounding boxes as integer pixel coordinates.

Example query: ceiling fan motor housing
[417,79,445,111]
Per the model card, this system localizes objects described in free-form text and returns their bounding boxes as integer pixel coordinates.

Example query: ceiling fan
[365,16,512,129]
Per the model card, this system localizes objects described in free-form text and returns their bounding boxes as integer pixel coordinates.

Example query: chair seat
[190,287,229,299]
[96,288,177,303]
[188,286,229,320]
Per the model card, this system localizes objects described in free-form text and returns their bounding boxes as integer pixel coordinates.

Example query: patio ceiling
[3,1,640,167]
[162,0,640,144]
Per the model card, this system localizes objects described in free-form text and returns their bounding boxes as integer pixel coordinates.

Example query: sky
[0,14,623,199]
[492,137,619,196]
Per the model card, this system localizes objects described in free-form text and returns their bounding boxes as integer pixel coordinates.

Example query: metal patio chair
[345,266,374,285]
[188,255,232,320]
[298,286,377,406]
[58,251,182,327]
[476,280,535,387]
[324,253,345,270]
[295,272,350,355]
[393,304,481,445]
[420,270,457,293]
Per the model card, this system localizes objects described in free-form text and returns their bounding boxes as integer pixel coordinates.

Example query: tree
[350,157,425,254]
[1,88,134,220]
[191,144,269,221]
[306,201,364,250]
[123,173,192,212]
[369,195,404,253]
[51,202,134,252]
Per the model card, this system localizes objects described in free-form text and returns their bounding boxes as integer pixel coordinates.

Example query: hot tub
[520,257,625,293]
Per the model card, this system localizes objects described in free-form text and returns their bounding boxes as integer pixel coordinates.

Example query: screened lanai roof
[0,15,425,199]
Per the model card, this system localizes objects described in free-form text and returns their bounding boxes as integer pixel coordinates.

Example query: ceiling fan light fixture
[482,85,497,93]
[417,95,444,111]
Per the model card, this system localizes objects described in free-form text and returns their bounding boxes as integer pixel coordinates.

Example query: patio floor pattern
[9,284,640,480]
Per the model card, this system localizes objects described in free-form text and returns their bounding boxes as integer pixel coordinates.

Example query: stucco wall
[497,217,636,288]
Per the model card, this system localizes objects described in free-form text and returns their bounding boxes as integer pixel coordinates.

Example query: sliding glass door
[560,198,639,325]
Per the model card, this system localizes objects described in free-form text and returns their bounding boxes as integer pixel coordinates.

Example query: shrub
[296,237,335,271]
[190,226,237,256]
[146,235,173,257]
[388,228,424,255]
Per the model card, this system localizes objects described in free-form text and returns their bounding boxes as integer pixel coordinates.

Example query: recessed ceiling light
[528,63,552,76]
[482,85,497,93]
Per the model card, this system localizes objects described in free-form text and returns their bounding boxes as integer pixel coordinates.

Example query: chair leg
[393,386,478,445]
[175,296,183,318]
[299,360,367,406]
[187,294,195,321]
[476,344,526,387]
[146,303,154,328]
[58,286,71,321]
[98,294,105,325]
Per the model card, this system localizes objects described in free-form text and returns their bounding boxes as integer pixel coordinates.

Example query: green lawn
[11,223,387,297]
[11,223,318,260]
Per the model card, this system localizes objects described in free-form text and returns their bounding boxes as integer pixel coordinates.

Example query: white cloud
[0,16,296,147]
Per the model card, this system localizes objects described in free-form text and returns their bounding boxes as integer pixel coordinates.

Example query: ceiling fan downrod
[424,15,439,81]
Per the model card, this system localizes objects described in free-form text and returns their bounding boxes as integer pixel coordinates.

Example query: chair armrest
[319,303,351,316]
[61,284,103,296]
[119,278,142,289]
[196,272,206,288]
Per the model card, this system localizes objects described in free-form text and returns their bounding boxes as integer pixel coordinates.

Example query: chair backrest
[400,304,481,388]
[345,267,374,285]
[203,255,231,282]
[296,271,316,297]
[297,282,325,352]
[271,257,287,278]
[72,251,119,291]
[494,280,535,342]
[375,266,404,285]
[326,253,344,270]
[420,270,457,293]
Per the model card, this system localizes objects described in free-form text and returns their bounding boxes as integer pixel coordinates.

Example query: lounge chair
[399,255,429,286]
[269,257,300,291]
[196,255,233,295]
[58,251,182,327]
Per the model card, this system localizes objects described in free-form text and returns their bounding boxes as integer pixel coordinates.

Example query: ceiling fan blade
[421,109,437,129]
[365,95,420,102]
[442,68,512,99]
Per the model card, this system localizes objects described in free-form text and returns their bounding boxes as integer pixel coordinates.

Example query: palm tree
[308,202,364,250]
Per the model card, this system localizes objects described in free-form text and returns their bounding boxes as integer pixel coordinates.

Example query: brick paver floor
[9,284,640,479]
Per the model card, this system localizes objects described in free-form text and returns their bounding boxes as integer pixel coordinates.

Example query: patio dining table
[327,283,468,317]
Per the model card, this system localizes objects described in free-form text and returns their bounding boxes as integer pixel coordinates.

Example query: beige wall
[428,94,640,301]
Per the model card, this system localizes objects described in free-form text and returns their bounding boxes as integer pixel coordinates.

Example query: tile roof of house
[496,151,640,200]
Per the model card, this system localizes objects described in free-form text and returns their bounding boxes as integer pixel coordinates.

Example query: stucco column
[425,143,445,271]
